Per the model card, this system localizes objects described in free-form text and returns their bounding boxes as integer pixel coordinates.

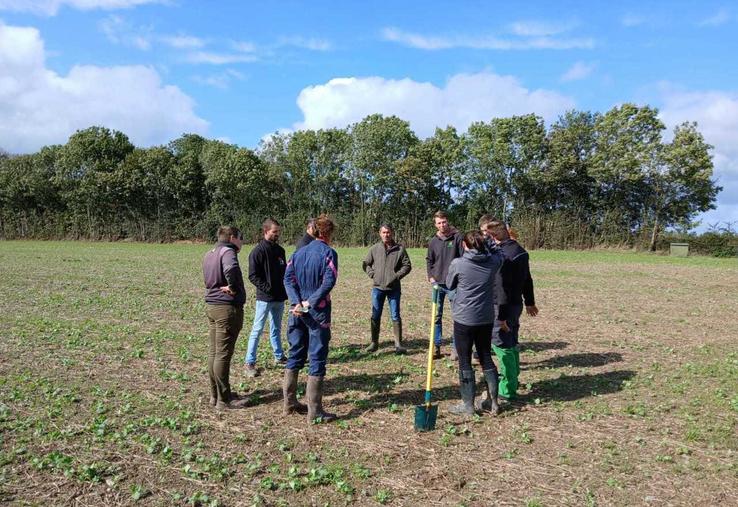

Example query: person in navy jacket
[282,214,339,422]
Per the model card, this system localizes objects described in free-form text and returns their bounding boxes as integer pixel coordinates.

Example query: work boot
[392,320,407,355]
[243,363,260,378]
[449,370,476,416]
[364,319,380,353]
[283,369,307,415]
[433,344,443,359]
[477,369,501,416]
[306,376,337,423]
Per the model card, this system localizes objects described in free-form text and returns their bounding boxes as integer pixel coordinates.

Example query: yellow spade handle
[425,287,439,401]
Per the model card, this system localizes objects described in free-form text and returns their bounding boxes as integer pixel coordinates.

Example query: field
[1,241,737,506]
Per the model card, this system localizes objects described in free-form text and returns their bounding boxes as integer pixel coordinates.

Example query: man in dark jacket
[295,218,317,252]
[283,215,339,423]
[487,220,539,400]
[203,226,246,410]
[243,218,288,377]
[426,211,464,359]
[362,224,412,354]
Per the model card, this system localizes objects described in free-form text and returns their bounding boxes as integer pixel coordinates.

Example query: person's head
[262,217,281,242]
[217,225,243,252]
[462,230,486,252]
[315,214,335,244]
[379,223,394,245]
[487,220,510,243]
[433,210,451,235]
[478,214,498,238]
[305,218,317,237]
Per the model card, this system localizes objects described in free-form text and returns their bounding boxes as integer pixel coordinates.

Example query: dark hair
[315,214,335,239]
[463,230,486,252]
[305,217,316,227]
[487,220,510,240]
[217,226,242,242]
[262,217,280,233]
[379,223,394,233]
[433,210,448,220]
[478,214,498,230]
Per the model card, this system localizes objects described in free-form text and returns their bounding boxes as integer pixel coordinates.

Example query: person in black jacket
[426,210,464,359]
[486,220,539,399]
[242,218,289,377]
[295,218,317,252]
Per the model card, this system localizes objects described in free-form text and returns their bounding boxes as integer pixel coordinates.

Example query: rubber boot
[478,369,501,415]
[392,320,407,355]
[448,370,476,416]
[364,319,380,353]
[283,369,307,415]
[306,375,336,423]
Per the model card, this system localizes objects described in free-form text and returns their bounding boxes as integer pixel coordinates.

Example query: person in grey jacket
[362,224,412,354]
[446,230,504,416]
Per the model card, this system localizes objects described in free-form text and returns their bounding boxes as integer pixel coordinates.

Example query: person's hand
[429,277,436,284]
[526,305,539,317]
[498,320,510,333]
[301,301,310,309]
[291,304,305,317]
[220,286,235,296]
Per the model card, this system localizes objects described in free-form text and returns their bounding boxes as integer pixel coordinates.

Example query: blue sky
[1,0,737,228]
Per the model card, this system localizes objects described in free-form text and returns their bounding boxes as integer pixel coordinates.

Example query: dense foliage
[0,104,724,251]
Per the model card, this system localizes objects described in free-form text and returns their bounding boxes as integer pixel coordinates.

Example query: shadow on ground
[520,369,636,403]
[526,352,623,370]
[519,341,569,352]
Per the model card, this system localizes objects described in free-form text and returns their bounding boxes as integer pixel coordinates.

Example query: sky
[0,0,737,229]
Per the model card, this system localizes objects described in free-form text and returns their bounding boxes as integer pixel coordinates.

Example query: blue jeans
[243,300,285,365]
[371,287,401,322]
[286,310,331,376]
[433,284,454,346]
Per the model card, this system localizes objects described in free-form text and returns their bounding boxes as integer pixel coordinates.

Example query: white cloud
[621,14,645,27]
[381,26,594,50]
[192,68,244,90]
[292,71,575,138]
[659,87,738,226]
[699,8,731,27]
[230,40,257,53]
[99,14,152,50]
[0,22,208,154]
[184,50,257,65]
[508,20,573,37]
[277,36,332,51]
[560,61,596,82]
[160,34,205,49]
[0,0,162,16]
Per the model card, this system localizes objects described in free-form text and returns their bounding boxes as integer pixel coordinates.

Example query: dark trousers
[286,311,331,377]
[206,304,244,403]
[453,321,496,372]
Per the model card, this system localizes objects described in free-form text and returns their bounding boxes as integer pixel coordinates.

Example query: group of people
[202,211,537,423]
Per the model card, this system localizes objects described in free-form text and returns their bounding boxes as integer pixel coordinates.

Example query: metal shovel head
[414,404,438,431]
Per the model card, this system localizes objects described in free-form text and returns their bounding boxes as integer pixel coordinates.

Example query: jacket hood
[462,248,488,263]
[436,227,459,242]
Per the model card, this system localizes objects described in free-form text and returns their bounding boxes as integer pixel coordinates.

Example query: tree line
[0,103,723,251]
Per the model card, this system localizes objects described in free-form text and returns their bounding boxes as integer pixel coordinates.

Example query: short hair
[487,220,510,240]
[262,217,280,233]
[379,223,394,233]
[433,210,448,221]
[478,214,498,230]
[315,214,335,239]
[217,226,242,242]
[463,230,486,252]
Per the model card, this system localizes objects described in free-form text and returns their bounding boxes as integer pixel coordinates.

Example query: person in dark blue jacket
[283,214,339,422]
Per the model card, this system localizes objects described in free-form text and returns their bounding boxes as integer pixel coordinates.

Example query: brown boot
[392,320,407,355]
[306,375,336,423]
[365,319,380,353]
[283,369,307,415]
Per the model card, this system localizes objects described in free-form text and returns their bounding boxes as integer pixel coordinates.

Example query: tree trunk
[649,217,659,252]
